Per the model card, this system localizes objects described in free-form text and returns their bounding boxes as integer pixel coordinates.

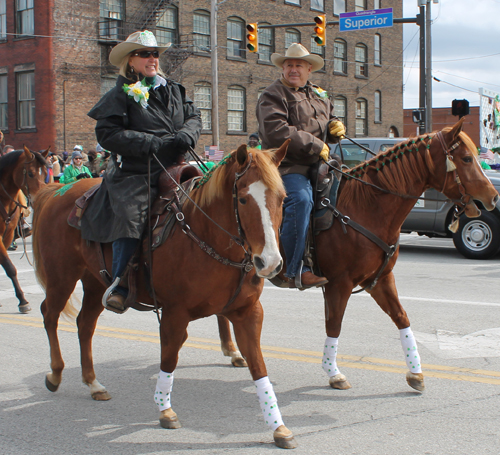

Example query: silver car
[330,138,500,259]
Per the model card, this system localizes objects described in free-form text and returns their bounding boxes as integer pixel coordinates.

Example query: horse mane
[0,150,48,176]
[189,148,285,208]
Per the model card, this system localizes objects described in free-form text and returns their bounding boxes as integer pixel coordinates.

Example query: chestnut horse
[32,143,298,449]
[216,119,500,392]
[0,147,49,313]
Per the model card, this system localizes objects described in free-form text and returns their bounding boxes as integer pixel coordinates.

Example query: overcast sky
[402,0,500,109]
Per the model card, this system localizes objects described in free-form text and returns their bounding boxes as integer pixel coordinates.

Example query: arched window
[193,10,210,53]
[388,126,399,138]
[194,82,212,131]
[285,28,300,49]
[355,98,367,137]
[374,34,381,66]
[227,86,246,132]
[227,17,245,59]
[374,91,381,123]
[258,23,274,62]
[334,96,347,127]
[355,43,368,77]
[334,39,347,74]
[156,6,177,46]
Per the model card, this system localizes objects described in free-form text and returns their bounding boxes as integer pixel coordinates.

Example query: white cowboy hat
[109,30,171,67]
[271,43,324,72]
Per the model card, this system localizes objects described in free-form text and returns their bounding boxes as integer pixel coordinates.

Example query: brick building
[0,0,404,156]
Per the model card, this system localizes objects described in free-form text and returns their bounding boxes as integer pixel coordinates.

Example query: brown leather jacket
[256,78,336,176]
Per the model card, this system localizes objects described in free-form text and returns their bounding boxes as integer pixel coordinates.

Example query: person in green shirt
[248,133,261,149]
[60,151,92,184]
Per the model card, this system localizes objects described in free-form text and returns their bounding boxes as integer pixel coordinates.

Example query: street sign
[339,8,393,32]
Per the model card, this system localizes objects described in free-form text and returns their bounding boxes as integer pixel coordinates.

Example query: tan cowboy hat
[109,30,171,67]
[271,43,324,72]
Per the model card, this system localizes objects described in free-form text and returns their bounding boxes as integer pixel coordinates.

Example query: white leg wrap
[322,337,341,377]
[154,370,174,411]
[400,327,422,374]
[255,376,284,431]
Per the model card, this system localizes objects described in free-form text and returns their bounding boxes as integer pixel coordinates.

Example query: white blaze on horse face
[248,180,282,276]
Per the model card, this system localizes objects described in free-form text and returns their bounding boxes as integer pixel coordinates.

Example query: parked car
[329,138,500,259]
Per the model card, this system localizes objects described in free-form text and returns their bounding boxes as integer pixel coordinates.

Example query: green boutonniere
[313,87,328,99]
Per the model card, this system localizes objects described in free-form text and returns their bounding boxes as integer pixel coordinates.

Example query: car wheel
[452,211,500,259]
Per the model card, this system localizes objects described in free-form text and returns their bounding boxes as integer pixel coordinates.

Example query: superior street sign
[339,8,393,32]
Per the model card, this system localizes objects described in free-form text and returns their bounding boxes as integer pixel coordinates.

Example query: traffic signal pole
[418,7,426,134]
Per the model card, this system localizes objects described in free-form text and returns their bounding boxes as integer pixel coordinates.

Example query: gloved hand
[157,135,175,155]
[76,173,89,180]
[173,131,193,154]
[328,120,346,141]
[319,143,330,162]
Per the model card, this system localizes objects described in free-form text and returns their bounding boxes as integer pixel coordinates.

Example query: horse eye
[462,156,473,163]
[28,172,35,178]
[239,197,247,205]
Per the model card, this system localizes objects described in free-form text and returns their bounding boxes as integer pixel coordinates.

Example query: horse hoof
[406,371,425,392]
[231,357,248,368]
[45,375,60,392]
[159,408,181,429]
[273,425,298,449]
[92,390,112,401]
[329,373,352,390]
[19,303,31,314]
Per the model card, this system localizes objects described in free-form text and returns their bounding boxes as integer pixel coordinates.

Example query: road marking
[2,314,500,385]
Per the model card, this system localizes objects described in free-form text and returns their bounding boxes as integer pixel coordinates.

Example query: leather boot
[289,271,328,290]
[104,292,127,314]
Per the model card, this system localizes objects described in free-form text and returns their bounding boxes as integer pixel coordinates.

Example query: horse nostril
[254,256,265,271]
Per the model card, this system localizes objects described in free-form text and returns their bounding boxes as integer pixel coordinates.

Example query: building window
[193,10,210,53]
[258,24,274,62]
[101,77,116,96]
[374,34,381,66]
[285,0,300,5]
[355,43,368,77]
[374,91,381,123]
[227,17,245,59]
[227,86,245,132]
[194,82,212,131]
[333,0,345,15]
[334,96,346,127]
[333,39,347,74]
[0,0,6,40]
[310,37,325,59]
[311,0,324,11]
[99,0,124,41]
[0,74,7,130]
[374,0,381,9]
[157,6,177,46]
[355,99,367,137]
[354,0,366,11]
[17,71,35,129]
[16,0,34,36]
[285,29,300,50]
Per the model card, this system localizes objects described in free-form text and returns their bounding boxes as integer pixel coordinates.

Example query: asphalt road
[1,234,500,455]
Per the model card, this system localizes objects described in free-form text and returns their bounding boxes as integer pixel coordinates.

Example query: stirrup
[102,277,121,309]
[294,261,304,290]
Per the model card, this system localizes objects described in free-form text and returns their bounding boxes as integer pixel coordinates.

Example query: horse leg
[322,278,353,390]
[1,247,30,313]
[368,271,425,392]
[228,300,297,449]
[78,272,109,401]
[216,315,247,367]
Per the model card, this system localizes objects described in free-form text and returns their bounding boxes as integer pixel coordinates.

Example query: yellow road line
[2,314,500,385]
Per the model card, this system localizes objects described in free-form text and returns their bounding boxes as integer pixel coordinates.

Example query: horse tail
[32,184,61,290]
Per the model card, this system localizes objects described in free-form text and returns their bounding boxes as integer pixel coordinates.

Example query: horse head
[232,140,288,279]
[430,119,499,218]
[17,145,50,202]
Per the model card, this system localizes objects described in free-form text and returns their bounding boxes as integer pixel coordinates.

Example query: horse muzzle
[253,255,283,279]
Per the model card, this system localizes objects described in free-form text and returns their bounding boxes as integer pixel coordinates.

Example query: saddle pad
[68,183,101,229]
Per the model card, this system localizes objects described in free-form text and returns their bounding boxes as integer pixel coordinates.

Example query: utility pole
[418,3,426,134]
[425,1,433,132]
[210,0,219,148]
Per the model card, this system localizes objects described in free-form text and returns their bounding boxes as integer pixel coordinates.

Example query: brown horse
[0,147,49,313]
[32,143,299,449]
[216,119,500,391]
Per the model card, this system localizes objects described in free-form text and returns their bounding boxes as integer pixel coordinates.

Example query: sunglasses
[132,50,160,59]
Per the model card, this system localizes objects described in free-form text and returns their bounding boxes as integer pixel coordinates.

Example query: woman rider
[82,30,202,313]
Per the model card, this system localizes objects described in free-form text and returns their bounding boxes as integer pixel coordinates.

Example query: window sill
[374,64,382,68]
[355,75,368,80]
[226,131,247,136]
[333,71,348,77]
[374,121,382,124]
[201,130,213,134]
[13,35,35,41]
[257,60,274,66]
[284,1,302,7]
[193,51,211,58]
[15,128,37,133]
[226,56,247,63]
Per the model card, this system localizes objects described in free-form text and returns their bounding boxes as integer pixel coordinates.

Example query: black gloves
[173,132,193,154]
[76,173,89,180]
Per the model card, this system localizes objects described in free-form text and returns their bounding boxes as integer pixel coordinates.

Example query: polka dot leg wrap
[322,337,341,377]
[400,327,422,374]
[154,370,174,411]
[255,376,284,431]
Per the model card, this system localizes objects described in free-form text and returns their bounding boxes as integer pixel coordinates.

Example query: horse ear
[41,146,51,159]
[446,117,465,142]
[23,145,33,160]
[273,139,290,166]
[236,144,248,165]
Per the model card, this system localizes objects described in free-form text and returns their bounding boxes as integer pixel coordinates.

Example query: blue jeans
[112,238,139,296]
[281,174,313,278]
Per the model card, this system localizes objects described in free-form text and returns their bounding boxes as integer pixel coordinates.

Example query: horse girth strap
[0,199,18,226]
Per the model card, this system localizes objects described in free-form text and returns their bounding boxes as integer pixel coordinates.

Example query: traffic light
[246,23,258,53]
[452,99,469,118]
[313,14,326,46]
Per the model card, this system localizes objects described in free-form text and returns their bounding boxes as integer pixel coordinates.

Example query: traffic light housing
[313,14,326,46]
[246,23,258,53]
[452,99,469,118]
